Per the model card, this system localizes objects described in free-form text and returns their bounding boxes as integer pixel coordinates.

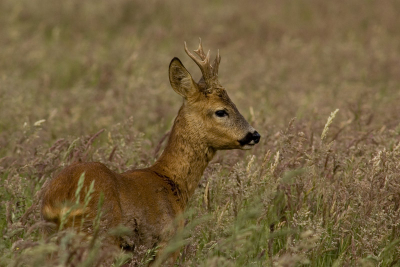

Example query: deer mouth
[238,131,260,149]
[241,143,255,150]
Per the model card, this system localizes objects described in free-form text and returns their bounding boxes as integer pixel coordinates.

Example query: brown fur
[40,41,259,265]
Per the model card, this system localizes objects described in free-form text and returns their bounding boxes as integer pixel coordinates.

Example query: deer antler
[184,38,221,88]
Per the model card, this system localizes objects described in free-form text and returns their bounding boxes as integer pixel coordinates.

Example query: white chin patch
[242,144,255,150]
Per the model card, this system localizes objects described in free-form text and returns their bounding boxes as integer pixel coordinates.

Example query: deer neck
[151,108,215,206]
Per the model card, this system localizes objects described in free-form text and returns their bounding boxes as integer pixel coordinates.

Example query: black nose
[252,131,261,144]
[238,131,261,146]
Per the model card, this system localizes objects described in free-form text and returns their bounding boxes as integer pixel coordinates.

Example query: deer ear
[169,58,198,99]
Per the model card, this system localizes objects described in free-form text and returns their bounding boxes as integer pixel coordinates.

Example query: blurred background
[1,0,399,151]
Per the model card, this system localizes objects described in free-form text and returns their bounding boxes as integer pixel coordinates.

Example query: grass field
[1,0,400,266]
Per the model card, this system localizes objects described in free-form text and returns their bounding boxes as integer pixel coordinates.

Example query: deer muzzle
[238,131,261,147]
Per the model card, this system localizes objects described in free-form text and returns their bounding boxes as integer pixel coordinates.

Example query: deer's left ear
[169,58,198,99]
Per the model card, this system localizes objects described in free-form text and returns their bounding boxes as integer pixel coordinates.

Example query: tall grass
[1,0,400,266]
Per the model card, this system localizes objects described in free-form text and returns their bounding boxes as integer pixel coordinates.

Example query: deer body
[41,40,260,263]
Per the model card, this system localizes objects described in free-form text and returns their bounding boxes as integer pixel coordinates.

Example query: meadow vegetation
[1,0,400,266]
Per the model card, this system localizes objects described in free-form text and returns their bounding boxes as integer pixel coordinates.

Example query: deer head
[168,39,260,150]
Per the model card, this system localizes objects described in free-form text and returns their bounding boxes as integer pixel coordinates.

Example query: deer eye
[215,110,228,117]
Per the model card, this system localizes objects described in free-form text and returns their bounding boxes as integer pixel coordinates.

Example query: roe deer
[40,39,260,265]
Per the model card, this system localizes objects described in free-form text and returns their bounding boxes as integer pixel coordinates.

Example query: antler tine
[193,38,207,59]
[212,49,221,76]
[184,41,202,67]
[184,41,201,68]
[204,50,211,66]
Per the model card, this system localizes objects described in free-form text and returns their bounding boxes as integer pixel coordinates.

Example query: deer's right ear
[169,58,198,99]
